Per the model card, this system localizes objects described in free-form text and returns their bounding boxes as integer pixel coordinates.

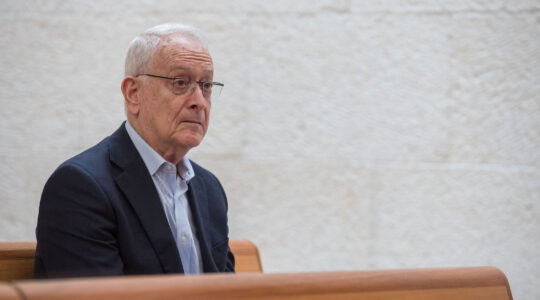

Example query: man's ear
[121,76,141,116]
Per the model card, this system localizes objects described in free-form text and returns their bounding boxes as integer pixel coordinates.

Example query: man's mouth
[182,120,202,125]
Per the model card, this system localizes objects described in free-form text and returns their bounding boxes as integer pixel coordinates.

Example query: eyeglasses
[136,74,224,98]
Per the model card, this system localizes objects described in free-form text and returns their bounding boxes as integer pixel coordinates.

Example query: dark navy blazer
[35,123,234,278]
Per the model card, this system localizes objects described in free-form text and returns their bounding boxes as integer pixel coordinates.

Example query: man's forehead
[169,66,214,75]
[151,34,213,71]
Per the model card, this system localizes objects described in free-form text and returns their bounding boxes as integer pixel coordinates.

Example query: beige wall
[1,0,539,299]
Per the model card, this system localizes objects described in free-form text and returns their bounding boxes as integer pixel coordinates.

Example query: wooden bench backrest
[0,242,35,281]
[0,240,262,280]
[5,267,512,300]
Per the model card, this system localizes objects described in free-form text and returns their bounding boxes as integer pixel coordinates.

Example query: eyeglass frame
[136,73,224,98]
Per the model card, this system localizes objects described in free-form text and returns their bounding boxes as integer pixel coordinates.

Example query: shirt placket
[174,175,199,274]
[161,164,196,273]
[155,165,177,238]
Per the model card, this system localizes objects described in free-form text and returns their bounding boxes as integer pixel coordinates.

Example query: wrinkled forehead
[150,34,213,74]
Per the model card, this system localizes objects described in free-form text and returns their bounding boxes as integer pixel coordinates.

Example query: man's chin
[175,135,204,150]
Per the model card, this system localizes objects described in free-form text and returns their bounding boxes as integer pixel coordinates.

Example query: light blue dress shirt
[125,121,202,274]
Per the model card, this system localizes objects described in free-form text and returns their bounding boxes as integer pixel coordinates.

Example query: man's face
[136,34,213,162]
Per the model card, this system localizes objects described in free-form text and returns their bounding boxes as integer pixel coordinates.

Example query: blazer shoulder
[56,122,130,175]
[56,136,112,177]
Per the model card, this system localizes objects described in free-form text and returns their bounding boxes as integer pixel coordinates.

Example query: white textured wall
[1,0,539,298]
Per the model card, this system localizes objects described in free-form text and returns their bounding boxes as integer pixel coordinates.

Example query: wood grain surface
[0,242,35,281]
[0,240,261,281]
[11,267,512,300]
[0,282,21,300]
[229,239,263,272]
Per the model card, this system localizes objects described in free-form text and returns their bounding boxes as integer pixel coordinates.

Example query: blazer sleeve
[34,162,124,278]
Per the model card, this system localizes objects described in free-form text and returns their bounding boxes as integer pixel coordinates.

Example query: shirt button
[181,235,187,243]
[166,165,172,171]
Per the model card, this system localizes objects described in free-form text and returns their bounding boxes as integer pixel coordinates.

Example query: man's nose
[187,82,209,110]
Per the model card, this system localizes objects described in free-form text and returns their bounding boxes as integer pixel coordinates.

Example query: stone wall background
[1,0,539,298]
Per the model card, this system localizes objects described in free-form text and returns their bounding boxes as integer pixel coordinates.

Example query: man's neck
[126,118,188,165]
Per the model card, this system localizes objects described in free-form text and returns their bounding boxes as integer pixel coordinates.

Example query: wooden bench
[0,241,513,299]
[1,267,512,299]
[0,240,262,280]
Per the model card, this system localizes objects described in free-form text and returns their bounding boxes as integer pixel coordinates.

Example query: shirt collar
[125,121,195,181]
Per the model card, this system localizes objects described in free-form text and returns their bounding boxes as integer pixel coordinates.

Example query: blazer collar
[108,122,184,274]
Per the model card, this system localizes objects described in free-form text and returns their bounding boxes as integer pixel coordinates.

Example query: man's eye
[202,82,212,90]
[173,79,188,87]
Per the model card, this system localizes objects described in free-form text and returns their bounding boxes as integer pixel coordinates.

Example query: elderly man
[34,24,234,278]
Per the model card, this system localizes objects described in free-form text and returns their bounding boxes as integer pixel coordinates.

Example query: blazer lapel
[187,176,218,272]
[109,123,183,274]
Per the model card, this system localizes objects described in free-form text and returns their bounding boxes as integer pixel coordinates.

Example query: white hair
[124,23,208,76]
